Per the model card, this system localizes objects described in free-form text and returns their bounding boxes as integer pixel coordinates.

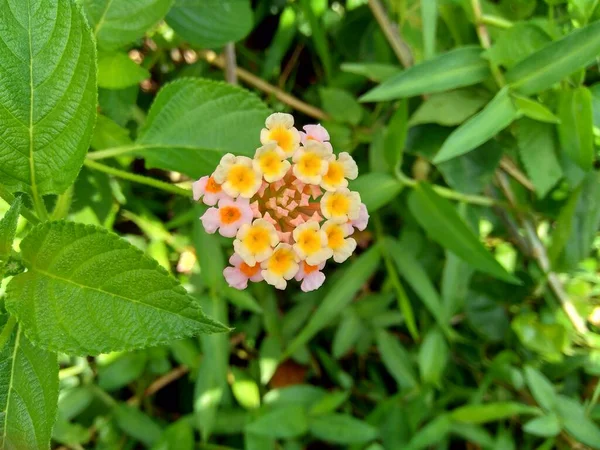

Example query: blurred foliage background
[3,0,600,448]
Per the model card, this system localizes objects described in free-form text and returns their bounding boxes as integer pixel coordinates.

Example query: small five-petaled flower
[193,113,369,292]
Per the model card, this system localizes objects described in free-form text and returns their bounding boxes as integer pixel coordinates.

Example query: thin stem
[471,0,506,87]
[586,380,600,415]
[482,14,514,29]
[395,168,498,207]
[84,159,192,198]
[31,191,48,222]
[224,43,238,85]
[0,185,40,224]
[368,0,413,68]
[87,145,142,160]
[198,50,330,121]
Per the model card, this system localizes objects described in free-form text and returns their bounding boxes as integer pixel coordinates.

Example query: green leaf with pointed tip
[506,21,600,95]
[375,329,418,390]
[309,414,379,444]
[0,198,21,263]
[408,183,520,284]
[360,47,490,102]
[558,86,594,171]
[5,221,227,356]
[0,315,58,450]
[512,95,560,124]
[451,402,541,424]
[523,366,558,412]
[84,0,174,50]
[0,0,97,196]
[349,173,402,213]
[433,87,519,163]
[167,0,253,48]
[135,78,270,179]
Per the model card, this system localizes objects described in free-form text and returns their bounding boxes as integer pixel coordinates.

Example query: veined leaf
[0,0,97,196]
[360,47,490,102]
[83,0,174,50]
[167,0,253,48]
[5,221,227,355]
[408,183,520,284]
[433,87,519,163]
[0,198,21,263]
[0,315,58,450]
[506,21,600,95]
[135,78,270,179]
[558,86,594,171]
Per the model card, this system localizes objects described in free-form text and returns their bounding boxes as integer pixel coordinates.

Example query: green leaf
[332,311,364,359]
[523,366,558,411]
[167,0,253,48]
[231,368,260,410]
[421,0,437,60]
[375,329,419,390]
[558,86,594,171]
[319,87,364,125]
[433,87,519,163]
[0,198,21,263]
[409,88,490,127]
[408,183,520,284]
[349,173,402,213]
[512,313,568,363]
[84,0,174,50]
[485,24,551,69]
[512,95,560,124]
[407,415,452,449]
[0,0,97,196]
[548,187,582,266]
[309,391,349,416]
[340,63,401,82]
[245,406,309,439]
[523,414,561,437]
[194,206,225,290]
[136,78,270,179]
[418,328,449,386]
[98,351,147,391]
[360,46,490,102]
[114,404,163,447]
[0,316,58,450]
[5,221,227,355]
[555,395,600,449]
[308,414,378,444]
[465,292,509,342]
[151,420,194,450]
[384,101,409,167]
[591,83,600,127]
[506,21,600,95]
[283,246,381,358]
[516,119,563,198]
[299,0,332,80]
[97,52,150,89]
[261,7,297,79]
[451,402,541,424]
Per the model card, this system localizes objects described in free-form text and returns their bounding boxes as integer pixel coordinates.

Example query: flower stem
[84,159,192,198]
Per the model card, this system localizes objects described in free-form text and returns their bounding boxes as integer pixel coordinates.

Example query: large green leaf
[5,221,227,355]
[0,315,58,450]
[360,47,490,102]
[83,0,174,50]
[0,0,97,196]
[408,88,490,127]
[558,86,594,171]
[97,52,150,90]
[0,198,21,263]
[506,21,600,95]
[135,78,270,178]
[167,0,253,48]
[408,183,520,284]
[433,87,519,163]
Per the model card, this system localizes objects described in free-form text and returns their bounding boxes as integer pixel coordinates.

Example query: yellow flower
[213,154,262,198]
[322,220,357,263]
[261,243,300,290]
[253,142,291,182]
[260,113,300,157]
[292,221,332,265]
[234,219,279,265]
[321,152,358,192]
[320,188,361,223]
[292,141,331,185]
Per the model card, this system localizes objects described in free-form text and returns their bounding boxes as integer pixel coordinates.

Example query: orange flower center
[220,206,241,224]
[206,177,222,193]
[303,261,319,274]
[240,262,260,277]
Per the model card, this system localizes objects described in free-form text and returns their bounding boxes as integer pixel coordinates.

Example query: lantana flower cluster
[193,113,369,292]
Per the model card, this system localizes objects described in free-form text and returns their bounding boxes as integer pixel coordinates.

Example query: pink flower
[300,124,333,151]
[200,197,254,237]
[351,203,369,231]
[223,253,263,289]
[193,175,227,206]
[295,261,326,292]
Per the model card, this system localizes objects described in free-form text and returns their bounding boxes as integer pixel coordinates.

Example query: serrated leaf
[97,52,150,90]
[360,46,490,102]
[516,119,563,198]
[0,198,21,263]
[506,21,600,95]
[84,0,174,50]
[309,414,378,444]
[0,315,58,450]
[0,0,97,196]
[135,78,270,179]
[433,87,519,163]
[283,246,381,358]
[5,221,227,355]
[408,183,520,284]
[451,402,541,424]
[167,0,253,48]
[558,86,594,171]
